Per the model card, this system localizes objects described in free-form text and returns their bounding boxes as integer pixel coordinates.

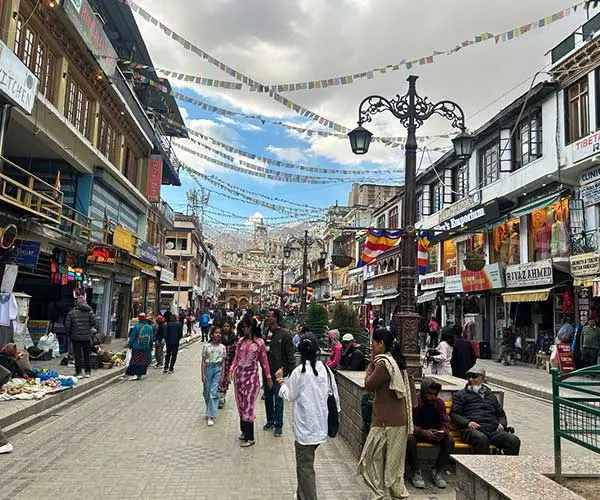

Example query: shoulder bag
[325,366,339,438]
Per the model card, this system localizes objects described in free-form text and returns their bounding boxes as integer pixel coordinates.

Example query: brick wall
[336,372,366,458]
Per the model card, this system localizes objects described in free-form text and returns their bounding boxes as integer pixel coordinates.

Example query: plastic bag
[124,348,132,367]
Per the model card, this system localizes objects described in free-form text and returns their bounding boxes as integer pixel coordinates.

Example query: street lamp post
[284,230,327,315]
[348,75,474,378]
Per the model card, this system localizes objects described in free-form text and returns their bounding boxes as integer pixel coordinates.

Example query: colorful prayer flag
[358,229,404,267]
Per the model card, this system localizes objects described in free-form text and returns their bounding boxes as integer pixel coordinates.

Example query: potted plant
[463,250,485,272]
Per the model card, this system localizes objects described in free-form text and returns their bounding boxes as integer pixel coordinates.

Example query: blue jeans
[203,363,222,418]
[264,375,284,429]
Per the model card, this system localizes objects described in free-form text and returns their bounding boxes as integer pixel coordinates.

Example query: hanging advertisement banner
[444,274,464,294]
[570,253,600,277]
[112,227,135,254]
[147,154,163,203]
[0,39,39,114]
[460,263,504,293]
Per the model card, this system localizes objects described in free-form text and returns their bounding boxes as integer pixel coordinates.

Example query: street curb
[1,334,202,436]
[485,374,552,402]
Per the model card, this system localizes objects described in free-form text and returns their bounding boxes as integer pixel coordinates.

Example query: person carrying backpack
[199,310,211,342]
[126,313,155,381]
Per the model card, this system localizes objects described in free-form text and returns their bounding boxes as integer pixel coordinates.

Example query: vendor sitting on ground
[340,333,366,371]
[0,343,33,379]
[451,364,521,455]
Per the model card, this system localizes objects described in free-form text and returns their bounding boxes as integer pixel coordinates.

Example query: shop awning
[502,288,553,303]
[365,294,399,306]
[509,191,568,219]
[417,291,439,304]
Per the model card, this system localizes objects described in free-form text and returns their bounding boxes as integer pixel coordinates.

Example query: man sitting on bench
[406,379,454,490]
[451,365,521,455]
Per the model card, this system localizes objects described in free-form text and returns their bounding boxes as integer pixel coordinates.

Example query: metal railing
[552,366,600,483]
[0,156,91,240]
[570,230,598,255]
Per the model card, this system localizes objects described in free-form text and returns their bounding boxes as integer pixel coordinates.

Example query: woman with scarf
[218,321,237,409]
[126,313,155,381]
[326,329,342,370]
[228,316,271,446]
[0,343,32,379]
[358,328,415,500]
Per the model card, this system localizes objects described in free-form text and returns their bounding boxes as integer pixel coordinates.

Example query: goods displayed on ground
[0,368,77,401]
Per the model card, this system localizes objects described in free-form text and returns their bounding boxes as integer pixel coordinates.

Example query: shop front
[417,271,444,325]
[364,271,399,327]
[570,252,600,326]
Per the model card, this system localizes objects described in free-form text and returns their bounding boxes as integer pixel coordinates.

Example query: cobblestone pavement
[0,341,455,500]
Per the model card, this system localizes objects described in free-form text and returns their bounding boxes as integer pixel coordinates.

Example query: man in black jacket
[451,365,520,455]
[65,295,96,378]
[164,313,183,374]
[263,308,295,437]
[450,324,477,379]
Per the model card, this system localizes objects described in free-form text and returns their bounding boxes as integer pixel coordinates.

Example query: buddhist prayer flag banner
[358,229,404,267]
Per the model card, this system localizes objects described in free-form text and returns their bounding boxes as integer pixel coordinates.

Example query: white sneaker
[207,418,215,427]
[129,375,139,381]
[84,373,91,378]
[0,443,14,454]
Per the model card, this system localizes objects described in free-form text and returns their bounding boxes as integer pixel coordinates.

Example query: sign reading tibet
[0,39,39,114]
[62,0,117,77]
[460,263,504,293]
[572,131,600,165]
[146,154,163,203]
[505,259,553,288]
[570,253,600,277]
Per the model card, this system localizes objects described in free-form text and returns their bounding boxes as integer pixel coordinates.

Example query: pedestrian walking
[228,316,271,447]
[185,311,194,336]
[202,326,226,426]
[199,310,211,342]
[428,316,440,348]
[154,314,166,368]
[277,332,340,500]
[581,316,600,368]
[358,328,415,500]
[218,321,237,408]
[65,295,96,379]
[0,425,13,454]
[429,327,454,375]
[126,313,155,380]
[263,308,296,437]
[164,312,183,373]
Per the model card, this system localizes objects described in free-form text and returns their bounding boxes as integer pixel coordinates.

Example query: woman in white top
[277,332,340,500]
[431,327,454,375]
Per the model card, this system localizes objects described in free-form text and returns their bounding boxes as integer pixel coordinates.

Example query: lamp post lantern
[284,230,326,316]
[348,75,473,378]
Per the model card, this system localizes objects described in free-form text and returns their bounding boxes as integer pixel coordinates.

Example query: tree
[330,302,360,332]
[304,302,329,344]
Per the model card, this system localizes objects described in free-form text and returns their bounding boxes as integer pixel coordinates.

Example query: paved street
[1,340,592,500]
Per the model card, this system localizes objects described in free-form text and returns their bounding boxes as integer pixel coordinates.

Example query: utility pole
[186,188,210,237]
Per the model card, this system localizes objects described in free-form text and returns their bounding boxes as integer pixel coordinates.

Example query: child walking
[202,326,226,426]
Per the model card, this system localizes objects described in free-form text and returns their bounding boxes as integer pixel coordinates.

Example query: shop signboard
[13,240,40,268]
[113,226,135,253]
[0,39,39,114]
[580,179,600,206]
[135,240,158,265]
[419,271,445,290]
[570,252,600,277]
[160,268,174,283]
[505,259,553,288]
[438,196,476,223]
[572,131,600,165]
[132,258,155,275]
[62,0,118,77]
[460,263,504,293]
[444,274,464,294]
[87,244,116,265]
[146,154,163,203]
[557,342,575,374]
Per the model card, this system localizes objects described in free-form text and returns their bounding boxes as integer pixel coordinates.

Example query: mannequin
[535,209,552,260]
[551,203,569,257]
[508,223,520,265]
[499,229,510,263]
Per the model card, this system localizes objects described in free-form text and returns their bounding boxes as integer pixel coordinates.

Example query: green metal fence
[552,366,600,482]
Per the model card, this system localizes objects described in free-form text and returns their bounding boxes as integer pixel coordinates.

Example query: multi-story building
[0,0,185,342]
[347,183,401,208]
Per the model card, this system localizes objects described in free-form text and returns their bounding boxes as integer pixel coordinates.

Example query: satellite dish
[0,224,17,249]
[166,241,175,250]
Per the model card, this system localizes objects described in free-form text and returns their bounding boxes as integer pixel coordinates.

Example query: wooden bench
[415,401,496,452]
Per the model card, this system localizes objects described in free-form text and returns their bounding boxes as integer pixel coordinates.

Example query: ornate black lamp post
[284,230,327,315]
[348,75,474,377]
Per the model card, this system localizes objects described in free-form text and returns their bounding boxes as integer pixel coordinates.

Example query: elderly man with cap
[450,364,520,455]
[340,333,366,371]
[125,313,155,381]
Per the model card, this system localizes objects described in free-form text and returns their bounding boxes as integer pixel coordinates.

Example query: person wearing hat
[340,333,366,371]
[65,295,97,379]
[276,332,340,500]
[450,364,520,455]
[125,313,155,381]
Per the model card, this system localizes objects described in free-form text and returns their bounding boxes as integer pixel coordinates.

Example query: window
[567,77,589,143]
[479,140,500,187]
[65,76,92,138]
[529,198,570,261]
[431,181,443,213]
[178,238,188,251]
[515,111,542,168]
[123,147,138,185]
[453,163,469,201]
[442,240,457,276]
[97,113,119,165]
[376,214,386,229]
[416,192,423,221]
[173,261,187,282]
[490,219,520,265]
[14,16,56,101]
[389,206,398,229]
[427,244,438,273]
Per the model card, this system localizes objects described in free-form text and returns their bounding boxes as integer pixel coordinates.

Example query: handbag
[325,366,339,438]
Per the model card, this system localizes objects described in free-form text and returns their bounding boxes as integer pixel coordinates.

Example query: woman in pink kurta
[228,316,272,447]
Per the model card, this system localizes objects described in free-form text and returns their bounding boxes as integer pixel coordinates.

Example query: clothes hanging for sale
[0,293,18,327]
[562,290,574,313]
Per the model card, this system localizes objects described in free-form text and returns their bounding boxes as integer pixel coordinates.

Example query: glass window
[146,280,157,316]
[529,198,570,261]
[442,240,457,276]
[490,219,521,265]
[389,206,398,228]
[416,192,423,221]
[131,276,147,318]
[178,238,188,251]
[377,214,386,228]
[66,76,92,139]
[515,111,542,168]
[432,181,443,213]
[567,77,589,143]
[479,140,500,187]
[427,244,438,273]
[97,113,119,165]
[454,163,469,201]
[457,234,485,271]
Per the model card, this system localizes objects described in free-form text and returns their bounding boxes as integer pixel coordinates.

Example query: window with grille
[97,113,119,165]
[65,76,92,139]
[453,163,469,201]
[377,214,386,229]
[514,111,543,168]
[123,146,138,185]
[567,77,589,144]
[388,206,398,228]
[14,16,56,101]
[479,140,500,187]
[431,181,444,213]
[416,192,423,221]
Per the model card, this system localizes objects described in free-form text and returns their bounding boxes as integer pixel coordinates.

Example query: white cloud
[245,212,265,226]
[266,145,309,163]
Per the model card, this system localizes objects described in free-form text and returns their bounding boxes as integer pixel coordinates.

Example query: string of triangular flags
[123,0,584,93]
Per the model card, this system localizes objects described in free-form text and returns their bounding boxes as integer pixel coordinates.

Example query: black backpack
[325,367,339,438]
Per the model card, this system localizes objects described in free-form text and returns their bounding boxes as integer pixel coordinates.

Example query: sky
[131,0,592,239]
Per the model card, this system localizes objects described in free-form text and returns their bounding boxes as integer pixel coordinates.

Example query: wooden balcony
[0,156,91,240]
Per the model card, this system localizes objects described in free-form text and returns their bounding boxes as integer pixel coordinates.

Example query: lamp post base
[394,312,422,380]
